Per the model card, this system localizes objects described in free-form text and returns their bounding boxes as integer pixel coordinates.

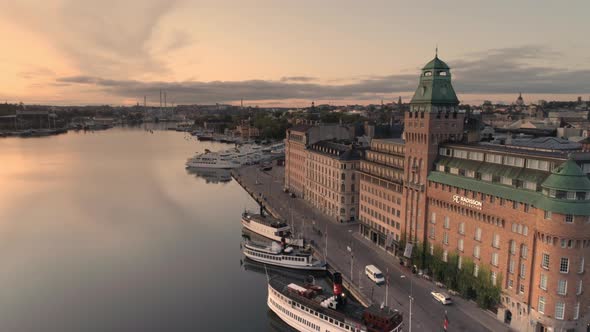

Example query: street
[234,163,511,332]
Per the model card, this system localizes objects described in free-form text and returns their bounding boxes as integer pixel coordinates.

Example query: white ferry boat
[268,272,403,332]
[241,212,303,247]
[242,241,326,271]
[186,152,241,169]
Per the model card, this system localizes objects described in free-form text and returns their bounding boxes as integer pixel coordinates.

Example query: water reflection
[0,126,278,332]
[186,167,233,184]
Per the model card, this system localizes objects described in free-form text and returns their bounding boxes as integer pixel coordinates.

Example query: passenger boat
[268,272,403,332]
[241,211,303,247]
[186,152,241,169]
[242,241,326,271]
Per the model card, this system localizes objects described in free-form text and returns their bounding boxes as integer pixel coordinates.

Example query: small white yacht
[242,241,326,271]
[241,212,303,247]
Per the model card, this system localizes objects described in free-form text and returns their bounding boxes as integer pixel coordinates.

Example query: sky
[1,0,590,107]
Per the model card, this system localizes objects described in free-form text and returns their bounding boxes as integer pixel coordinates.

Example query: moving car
[365,265,385,285]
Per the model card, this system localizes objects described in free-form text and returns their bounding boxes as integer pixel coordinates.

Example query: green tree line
[412,241,502,310]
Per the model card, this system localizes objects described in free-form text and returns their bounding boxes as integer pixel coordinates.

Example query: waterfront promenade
[234,163,512,332]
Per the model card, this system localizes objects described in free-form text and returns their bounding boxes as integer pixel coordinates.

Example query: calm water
[0,125,286,332]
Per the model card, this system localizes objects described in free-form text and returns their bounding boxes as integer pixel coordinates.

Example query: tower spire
[435,44,438,58]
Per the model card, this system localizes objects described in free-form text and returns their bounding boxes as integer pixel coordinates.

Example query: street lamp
[401,274,413,332]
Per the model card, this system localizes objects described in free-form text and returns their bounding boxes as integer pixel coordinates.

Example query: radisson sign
[452,195,483,210]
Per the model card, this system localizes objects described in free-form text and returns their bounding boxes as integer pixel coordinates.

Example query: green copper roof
[410,56,459,106]
[422,56,450,70]
[541,159,590,191]
[428,171,590,215]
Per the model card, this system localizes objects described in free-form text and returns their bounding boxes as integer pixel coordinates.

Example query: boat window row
[271,288,361,332]
[249,250,305,262]
[269,297,320,331]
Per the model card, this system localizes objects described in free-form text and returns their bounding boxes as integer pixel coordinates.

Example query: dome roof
[422,56,450,70]
[542,159,590,192]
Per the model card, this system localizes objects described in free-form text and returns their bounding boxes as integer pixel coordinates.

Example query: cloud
[280,76,317,82]
[2,0,185,78]
[56,74,416,104]
[18,67,56,80]
[451,45,590,94]
[55,45,590,104]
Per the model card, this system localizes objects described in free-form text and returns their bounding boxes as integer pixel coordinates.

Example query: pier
[232,162,510,332]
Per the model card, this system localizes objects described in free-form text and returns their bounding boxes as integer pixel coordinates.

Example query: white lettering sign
[452,195,483,210]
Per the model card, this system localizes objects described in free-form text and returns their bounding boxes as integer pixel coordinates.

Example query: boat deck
[270,276,368,326]
[243,212,288,229]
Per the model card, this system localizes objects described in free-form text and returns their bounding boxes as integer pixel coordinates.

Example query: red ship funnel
[333,272,343,298]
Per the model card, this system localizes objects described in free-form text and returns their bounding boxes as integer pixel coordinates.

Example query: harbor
[233,162,510,331]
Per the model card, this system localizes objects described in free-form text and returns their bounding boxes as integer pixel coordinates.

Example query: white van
[431,291,452,305]
[365,265,385,285]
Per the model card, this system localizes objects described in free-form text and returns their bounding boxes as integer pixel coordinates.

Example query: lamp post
[347,229,353,283]
[401,274,413,332]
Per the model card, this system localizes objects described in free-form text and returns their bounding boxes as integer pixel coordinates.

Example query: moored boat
[242,240,326,271]
[241,211,303,247]
[268,272,403,332]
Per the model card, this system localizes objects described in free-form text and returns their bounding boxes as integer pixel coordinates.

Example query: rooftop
[308,140,363,161]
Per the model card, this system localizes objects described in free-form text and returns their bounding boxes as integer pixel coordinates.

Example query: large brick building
[304,140,362,222]
[356,55,590,331]
[284,124,354,197]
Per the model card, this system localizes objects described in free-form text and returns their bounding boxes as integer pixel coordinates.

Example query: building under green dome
[541,159,590,193]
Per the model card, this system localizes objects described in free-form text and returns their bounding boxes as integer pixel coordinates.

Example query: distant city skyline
[2,0,590,106]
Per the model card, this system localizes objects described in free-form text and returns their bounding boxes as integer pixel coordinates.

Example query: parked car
[431,291,453,305]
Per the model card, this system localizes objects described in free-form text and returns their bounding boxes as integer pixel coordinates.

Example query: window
[524,181,537,191]
[491,271,497,286]
[555,302,565,320]
[520,263,526,278]
[474,245,480,259]
[508,279,513,288]
[557,280,567,295]
[475,227,482,241]
[430,212,436,223]
[560,257,569,273]
[579,257,585,274]
[510,240,516,254]
[458,239,464,251]
[542,253,550,269]
[493,234,500,248]
[509,258,515,274]
[521,244,528,259]
[501,176,512,185]
[540,274,547,290]
[519,284,525,294]
[492,252,499,266]
[574,302,580,320]
[523,226,528,236]
[474,264,479,277]
[443,232,449,245]
[577,280,583,295]
[443,250,448,262]
[544,210,552,220]
[443,216,450,229]
[505,156,525,167]
[538,296,545,314]
[565,214,574,223]
[485,154,502,164]
[429,227,435,239]
[459,222,465,235]
[481,173,492,182]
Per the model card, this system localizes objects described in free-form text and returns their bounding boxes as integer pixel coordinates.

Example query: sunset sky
[2,0,590,106]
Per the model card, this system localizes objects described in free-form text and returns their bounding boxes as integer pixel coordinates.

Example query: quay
[232,163,511,332]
